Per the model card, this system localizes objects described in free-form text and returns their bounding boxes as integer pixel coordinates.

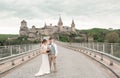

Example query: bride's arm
[40,45,47,54]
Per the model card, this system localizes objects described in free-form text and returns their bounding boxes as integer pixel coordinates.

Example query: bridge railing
[79,43,120,58]
[0,44,41,74]
[0,44,40,59]
[61,42,120,58]
[65,42,120,62]
[57,41,120,77]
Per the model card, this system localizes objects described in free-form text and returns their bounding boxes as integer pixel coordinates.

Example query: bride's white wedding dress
[35,44,50,76]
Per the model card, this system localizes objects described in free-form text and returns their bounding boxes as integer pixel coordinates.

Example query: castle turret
[19,20,28,36]
[71,19,76,32]
[21,20,27,27]
[32,25,36,30]
[44,22,47,28]
[58,16,63,31]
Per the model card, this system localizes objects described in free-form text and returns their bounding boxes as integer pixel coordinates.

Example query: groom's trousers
[48,54,57,72]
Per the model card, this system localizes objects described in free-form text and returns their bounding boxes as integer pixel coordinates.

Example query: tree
[81,28,109,42]
[59,34,69,42]
[105,32,119,43]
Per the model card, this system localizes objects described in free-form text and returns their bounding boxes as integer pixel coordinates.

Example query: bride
[35,39,50,76]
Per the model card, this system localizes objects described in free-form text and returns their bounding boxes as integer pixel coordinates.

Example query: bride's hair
[42,39,47,44]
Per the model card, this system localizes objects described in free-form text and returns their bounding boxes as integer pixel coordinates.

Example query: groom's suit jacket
[48,43,58,56]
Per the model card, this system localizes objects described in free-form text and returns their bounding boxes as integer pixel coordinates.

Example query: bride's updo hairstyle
[42,39,47,44]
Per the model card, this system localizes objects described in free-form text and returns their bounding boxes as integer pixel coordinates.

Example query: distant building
[88,36,94,42]
[19,17,76,41]
[108,28,113,31]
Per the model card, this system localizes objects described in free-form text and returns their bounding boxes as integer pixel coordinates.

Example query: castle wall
[19,18,76,41]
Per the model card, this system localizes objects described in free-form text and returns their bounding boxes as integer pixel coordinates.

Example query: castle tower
[21,20,27,27]
[44,22,47,28]
[71,19,75,32]
[19,20,28,36]
[58,16,63,31]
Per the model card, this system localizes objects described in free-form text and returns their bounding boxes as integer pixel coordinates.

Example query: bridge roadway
[2,45,116,78]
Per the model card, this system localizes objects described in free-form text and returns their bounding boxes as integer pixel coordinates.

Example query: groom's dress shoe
[53,70,57,73]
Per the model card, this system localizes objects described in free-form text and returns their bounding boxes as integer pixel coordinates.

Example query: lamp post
[39,33,42,43]
[22,38,25,43]
[8,37,10,45]
[21,38,25,45]
[8,37,12,56]
[22,38,25,52]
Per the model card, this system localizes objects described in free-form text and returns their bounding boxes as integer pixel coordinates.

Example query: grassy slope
[0,34,18,41]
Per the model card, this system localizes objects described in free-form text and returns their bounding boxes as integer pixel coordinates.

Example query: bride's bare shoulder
[41,44,44,48]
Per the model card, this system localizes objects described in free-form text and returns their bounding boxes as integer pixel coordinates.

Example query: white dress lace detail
[35,45,50,76]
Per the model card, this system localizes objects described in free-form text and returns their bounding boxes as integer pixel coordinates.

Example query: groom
[48,37,58,73]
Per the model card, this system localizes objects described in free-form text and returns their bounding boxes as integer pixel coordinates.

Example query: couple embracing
[35,37,58,77]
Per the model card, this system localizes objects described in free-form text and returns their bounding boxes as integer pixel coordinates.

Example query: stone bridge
[0,42,120,78]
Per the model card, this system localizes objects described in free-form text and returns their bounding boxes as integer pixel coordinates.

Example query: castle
[19,17,76,41]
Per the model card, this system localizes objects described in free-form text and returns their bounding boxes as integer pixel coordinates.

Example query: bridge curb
[72,48,120,78]
[57,42,120,78]
[0,50,41,77]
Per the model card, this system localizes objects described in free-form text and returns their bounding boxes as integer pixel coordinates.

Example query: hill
[0,34,18,41]
[80,28,120,42]
[59,28,120,43]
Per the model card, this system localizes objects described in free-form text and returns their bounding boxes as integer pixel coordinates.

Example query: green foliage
[105,32,119,43]
[59,34,69,42]
[0,34,40,46]
[81,28,109,42]
[59,32,84,42]
[0,34,18,46]
[1,28,120,44]
[0,34,17,41]
[33,39,40,43]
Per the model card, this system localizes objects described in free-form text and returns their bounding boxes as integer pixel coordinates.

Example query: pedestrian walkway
[2,45,116,78]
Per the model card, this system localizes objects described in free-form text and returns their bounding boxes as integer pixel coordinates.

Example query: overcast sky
[0,0,120,34]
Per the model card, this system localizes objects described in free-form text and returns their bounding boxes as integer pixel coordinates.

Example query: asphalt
[2,45,115,78]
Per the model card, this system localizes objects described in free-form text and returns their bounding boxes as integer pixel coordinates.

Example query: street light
[8,37,12,56]
[8,37,10,45]
[21,38,25,45]
[22,38,25,43]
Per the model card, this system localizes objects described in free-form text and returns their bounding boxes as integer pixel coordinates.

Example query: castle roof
[44,22,47,27]
[58,16,63,26]
[21,20,27,23]
[72,19,75,25]
[71,19,75,27]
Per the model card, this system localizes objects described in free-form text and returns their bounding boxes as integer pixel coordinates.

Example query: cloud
[0,0,120,34]
[0,0,120,18]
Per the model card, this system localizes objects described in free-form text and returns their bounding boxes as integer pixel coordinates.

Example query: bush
[105,32,119,43]
[59,35,69,42]
[0,35,40,46]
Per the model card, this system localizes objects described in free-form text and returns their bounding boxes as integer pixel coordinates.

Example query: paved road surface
[2,45,115,78]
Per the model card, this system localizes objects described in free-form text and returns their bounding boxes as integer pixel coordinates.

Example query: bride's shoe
[35,72,49,77]
[45,72,50,74]
[35,73,43,77]
[35,74,39,77]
